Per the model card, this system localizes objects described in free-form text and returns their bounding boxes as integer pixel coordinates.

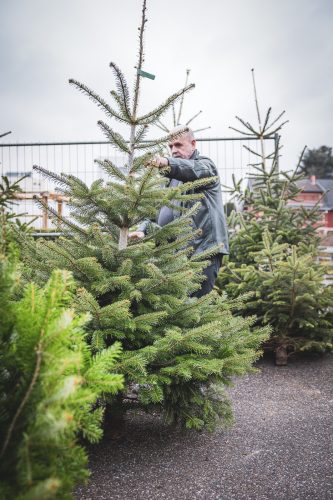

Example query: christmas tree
[22,1,268,429]
[0,179,123,499]
[218,70,333,364]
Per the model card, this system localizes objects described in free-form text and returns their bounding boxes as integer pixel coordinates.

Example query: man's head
[168,126,196,159]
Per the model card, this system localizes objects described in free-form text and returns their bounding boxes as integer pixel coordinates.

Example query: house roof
[296,178,333,211]
[244,176,333,212]
[296,179,322,193]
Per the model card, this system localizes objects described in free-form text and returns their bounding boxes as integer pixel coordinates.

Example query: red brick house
[289,176,333,282]
[243,175,333,281]
[290,176,333,235]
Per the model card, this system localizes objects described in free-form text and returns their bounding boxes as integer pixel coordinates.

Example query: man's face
[168,133,196,159]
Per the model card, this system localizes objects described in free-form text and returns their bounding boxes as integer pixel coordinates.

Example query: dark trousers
[193,254,223,298]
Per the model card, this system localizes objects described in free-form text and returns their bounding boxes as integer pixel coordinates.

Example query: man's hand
[147,155,169,168]
[128,231,145,240]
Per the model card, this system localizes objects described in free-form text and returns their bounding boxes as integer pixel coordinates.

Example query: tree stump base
[103,407,126,441]
[275,345,288,366]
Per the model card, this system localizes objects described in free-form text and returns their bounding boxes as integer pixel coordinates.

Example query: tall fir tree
[217,70,333,364]
[0,178,124,499]
[21,1,268,429]
[298,145,333,178]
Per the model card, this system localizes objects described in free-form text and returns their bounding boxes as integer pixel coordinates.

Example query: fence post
[57,197,63,219]
[274,133,280,173]
[42,194,48,230]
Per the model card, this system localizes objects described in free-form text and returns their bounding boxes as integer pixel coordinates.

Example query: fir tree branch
[295,146,307,174]
[127,166,157,214]
[77,288,103,328]
[192,126,211,134]
[251,69,268,171]
[33,165,70,187]
[243,145,266,158]
[109,63,132,120]
[152,228,201,256]
[265,110,287,133]
[110,90,130,121]
[134,124,149,144]
[305,192,326,218]
[261,107,272,134]
[97,121,130,154]
[43,241,97,282]
[69,79,129,124]
[135,125,192,152]
[156,119,169,133]
[266,147,282,160]
[130,151,160,173]
[251,69,262,133]
[235,116,258,135]
[287,247,298,333]
[1,322,44,459]
[155,123,169,133]
[132,0,147,119]
[94,159,127,182]
[176,68,190,125]
[33,197,88,236]
[133,136,168,150]
[0,130,11,139]
[186,110,202,126]
[174,175,218,193]
[136,84,195,125]
[127,0,149,174]
[228,126,255,137]
[65,174,90,193]
[223,263,244,283]
[172,103,177,127]
[247,161,265,168]
[263,121,289,137]
[172,293,213,318]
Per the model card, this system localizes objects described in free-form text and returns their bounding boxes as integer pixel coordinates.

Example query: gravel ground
[76,353,333,500]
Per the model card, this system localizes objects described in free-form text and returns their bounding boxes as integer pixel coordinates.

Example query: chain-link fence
[0,136,275,230]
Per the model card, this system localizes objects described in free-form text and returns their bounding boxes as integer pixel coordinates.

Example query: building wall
[327,212,333,227]
[294,192,322,204]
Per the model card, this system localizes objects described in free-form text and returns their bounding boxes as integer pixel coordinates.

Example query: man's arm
[129,218,161,240]
[129,219,150,239]
[160,156,218,182]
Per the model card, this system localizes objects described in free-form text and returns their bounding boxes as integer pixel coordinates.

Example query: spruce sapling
[0,179,123,499]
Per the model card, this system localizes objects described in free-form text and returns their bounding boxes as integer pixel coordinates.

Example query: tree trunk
[118,227,129,250]
[103,404,126,441]
[275,345,288,366]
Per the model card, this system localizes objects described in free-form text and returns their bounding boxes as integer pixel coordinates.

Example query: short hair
[169,125,195,141]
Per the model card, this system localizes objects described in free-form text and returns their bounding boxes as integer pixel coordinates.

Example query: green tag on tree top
[137,68,155,80]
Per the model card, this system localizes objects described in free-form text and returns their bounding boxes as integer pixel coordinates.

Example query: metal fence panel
[0,137,274,229]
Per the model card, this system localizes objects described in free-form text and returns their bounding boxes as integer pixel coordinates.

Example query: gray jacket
[141,150,229,255]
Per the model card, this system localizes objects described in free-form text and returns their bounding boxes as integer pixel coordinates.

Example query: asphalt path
[76,353,333,500]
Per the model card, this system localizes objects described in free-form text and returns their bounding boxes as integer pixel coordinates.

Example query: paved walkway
[76,353,333,499]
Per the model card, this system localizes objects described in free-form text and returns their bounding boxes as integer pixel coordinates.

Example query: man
[129,127,229,297]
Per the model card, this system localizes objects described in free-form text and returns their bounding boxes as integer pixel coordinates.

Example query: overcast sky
[1,0,332,171]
